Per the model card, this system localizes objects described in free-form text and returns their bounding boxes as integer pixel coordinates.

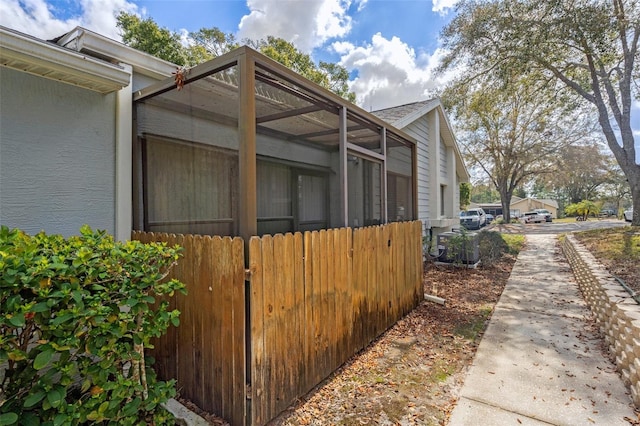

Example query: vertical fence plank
[293,232,305,398]
[303,231,314,390]
[231,237,246,425]
[249,236,265,425]
[210,236,224,416]
[272,233,287,414]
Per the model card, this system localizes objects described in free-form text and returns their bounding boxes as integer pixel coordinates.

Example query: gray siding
[400,119,430,221]
[439,137,448,179]
[0,68,116,236]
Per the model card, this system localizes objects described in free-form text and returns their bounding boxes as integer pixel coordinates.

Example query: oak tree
[116,12,355,101]
[440,0,640,224]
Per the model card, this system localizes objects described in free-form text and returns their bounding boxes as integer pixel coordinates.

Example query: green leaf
[142,295,155,304]
[122,398,141,417]
[0,413,18,426]
[33,349,54,370]
[85,411,101,422]
[23,390,46,408]
[47,388,64,408]
[53,414,67,426]
[51,313,73,326]
[31,302,50,312]
[7,313,25,328]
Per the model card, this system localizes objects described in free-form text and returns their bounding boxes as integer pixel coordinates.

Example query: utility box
[437,231,480,265]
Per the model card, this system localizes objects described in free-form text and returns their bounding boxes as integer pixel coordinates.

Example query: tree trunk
[631,180,640,227]
[500,189,513,222]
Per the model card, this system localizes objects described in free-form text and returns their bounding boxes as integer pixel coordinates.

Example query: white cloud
[335,33,454,110]
[432,0,458,14]
[238,0,353,52]
[0,0,138,41]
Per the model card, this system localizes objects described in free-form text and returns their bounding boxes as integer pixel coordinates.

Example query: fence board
[131,231,246,426]
[248,236,265,425]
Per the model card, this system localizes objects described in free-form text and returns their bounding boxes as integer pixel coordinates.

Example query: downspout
[115,63,133,242]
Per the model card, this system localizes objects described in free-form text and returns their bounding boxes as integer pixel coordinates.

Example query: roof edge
[56,27,177,80]
[0,25,130,94]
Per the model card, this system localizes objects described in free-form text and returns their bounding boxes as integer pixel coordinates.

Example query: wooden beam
[238,53,257,241]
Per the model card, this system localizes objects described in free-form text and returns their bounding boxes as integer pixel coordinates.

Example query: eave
[0,26,130,94]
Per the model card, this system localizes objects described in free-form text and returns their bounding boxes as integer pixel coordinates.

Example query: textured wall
[0,68,116,236]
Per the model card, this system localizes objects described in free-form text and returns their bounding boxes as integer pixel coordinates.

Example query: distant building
[471,197,559,219]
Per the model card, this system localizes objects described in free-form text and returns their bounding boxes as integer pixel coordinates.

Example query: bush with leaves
[0,225,185,425]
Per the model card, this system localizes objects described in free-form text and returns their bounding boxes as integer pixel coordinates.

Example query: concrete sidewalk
[448,234,636,425]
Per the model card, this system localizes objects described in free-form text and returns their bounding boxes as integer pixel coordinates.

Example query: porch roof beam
[254,70,339,114]
[133,47,246,102]
[296,124,366,140]
[256,126,335,151]
[347,142,385,163]
[256,105,323,123]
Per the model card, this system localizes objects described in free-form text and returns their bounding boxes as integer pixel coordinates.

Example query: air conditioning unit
[437,231,480,265]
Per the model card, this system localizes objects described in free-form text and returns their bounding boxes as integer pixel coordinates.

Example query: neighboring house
[472,197,559,219]
[1,26,421,241]
[510,197,559,219]
[372,100,470,243]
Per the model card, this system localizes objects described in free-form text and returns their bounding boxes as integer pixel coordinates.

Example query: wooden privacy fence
[132,220,423,426]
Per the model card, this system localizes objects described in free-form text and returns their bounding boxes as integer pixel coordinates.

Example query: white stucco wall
[0,68,117,236]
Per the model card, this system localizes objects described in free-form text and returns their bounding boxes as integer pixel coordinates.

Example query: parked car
[521,211,546,224]
[624,208,634,222]
[533,208,552,222]
[460,208,486,230]
[485,213,495,224]
[600,209,616,217]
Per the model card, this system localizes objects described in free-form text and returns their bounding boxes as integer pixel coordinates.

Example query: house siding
[400,119,430,222]
[439,137,448,180]
[0,68,117,236]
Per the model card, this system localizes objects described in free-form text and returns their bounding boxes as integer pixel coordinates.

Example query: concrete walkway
[449,233,637,425]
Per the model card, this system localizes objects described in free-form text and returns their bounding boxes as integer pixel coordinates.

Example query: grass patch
[454,306,493,341]
[430,359,457,383]
[478,232,524,266]
[572,226,640,292]
[502,233,525,255]
[573,227,640,260]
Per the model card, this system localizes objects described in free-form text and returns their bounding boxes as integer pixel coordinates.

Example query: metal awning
[133,46,415,153]
[133,46,417,240]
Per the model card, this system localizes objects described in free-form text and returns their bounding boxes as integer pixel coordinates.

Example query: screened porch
[132,46,417,240]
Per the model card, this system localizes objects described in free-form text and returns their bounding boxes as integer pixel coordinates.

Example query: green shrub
[0,225,185,425]
[478,231,524,267]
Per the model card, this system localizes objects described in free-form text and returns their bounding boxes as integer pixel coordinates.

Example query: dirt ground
[183,250,516,426]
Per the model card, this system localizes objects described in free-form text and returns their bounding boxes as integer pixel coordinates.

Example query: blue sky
[0,0,458,110]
